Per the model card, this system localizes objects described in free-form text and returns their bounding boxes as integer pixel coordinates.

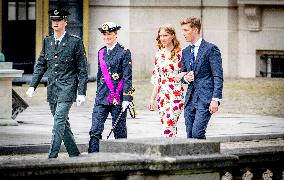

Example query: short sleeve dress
[151,47,184,137]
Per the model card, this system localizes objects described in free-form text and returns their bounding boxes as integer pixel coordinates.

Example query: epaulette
[123,87,135,96]
[45,35,53,39]
[119,44,128,51]
[70,34,81,39]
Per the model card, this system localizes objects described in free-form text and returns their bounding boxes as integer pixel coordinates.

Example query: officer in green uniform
[26,8,88,158]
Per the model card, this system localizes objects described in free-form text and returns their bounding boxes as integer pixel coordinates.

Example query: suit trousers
[184,99,211,139]
[48,101,80,158]
[88,104,127,153]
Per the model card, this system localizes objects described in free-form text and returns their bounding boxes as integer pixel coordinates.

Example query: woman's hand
[175,72,187,82]
[185,71,194,82]
[148,99,156,111]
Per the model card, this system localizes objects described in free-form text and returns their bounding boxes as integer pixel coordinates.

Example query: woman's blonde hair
[156,24,181,60]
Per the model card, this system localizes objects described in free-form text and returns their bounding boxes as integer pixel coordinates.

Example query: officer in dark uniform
[26,8,88,158]
[88,22,133,153]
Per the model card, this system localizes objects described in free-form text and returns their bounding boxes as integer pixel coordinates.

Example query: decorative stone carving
[244,6,262,31]
[221,172,233,180]
[262,169,273,180]
[242,170,253,180]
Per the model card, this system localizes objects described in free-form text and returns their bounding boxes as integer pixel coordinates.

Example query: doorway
[2,0,36,74]
[49,0,83,38]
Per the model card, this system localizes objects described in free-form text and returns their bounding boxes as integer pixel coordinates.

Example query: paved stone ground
[0,104,284,158]
[2,105,284,146]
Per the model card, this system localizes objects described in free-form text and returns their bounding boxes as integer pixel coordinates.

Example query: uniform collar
[54,31,66,43]
[107,41,118,51]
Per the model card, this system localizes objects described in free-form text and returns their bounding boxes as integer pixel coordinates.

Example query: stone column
[0,68,24,126]
[267,57,272,78]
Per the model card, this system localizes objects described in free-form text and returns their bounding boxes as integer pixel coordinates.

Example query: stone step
[100,137,220,156]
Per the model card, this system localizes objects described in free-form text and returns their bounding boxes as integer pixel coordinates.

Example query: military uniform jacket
[95,43,133,105]
[30,33,88,103]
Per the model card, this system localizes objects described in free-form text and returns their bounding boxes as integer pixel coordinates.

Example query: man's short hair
[180,17,201,33]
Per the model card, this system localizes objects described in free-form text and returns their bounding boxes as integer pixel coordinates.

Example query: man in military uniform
[88,22,133,153]
[26,8,88,158]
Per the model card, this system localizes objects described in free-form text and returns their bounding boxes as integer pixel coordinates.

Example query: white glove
[26,87,35,97]
[76,95,86,106]
[122,101,130,112]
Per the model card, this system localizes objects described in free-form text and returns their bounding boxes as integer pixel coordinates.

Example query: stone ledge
[0,62,12,69]
[0,69,24,78]
[100,138,220,156]
[0,152,237,177]
[1,140,283,178]
[0,143,88,155]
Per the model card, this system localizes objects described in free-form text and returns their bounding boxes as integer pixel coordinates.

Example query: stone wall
[88,0,284,79]
[238,4,284,77]
[88,0,240,79]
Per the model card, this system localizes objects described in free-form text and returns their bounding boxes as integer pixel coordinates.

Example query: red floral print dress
[151,48,184,137]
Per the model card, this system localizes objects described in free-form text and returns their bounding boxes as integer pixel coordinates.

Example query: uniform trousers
[88,104,127,153]
[184,98,211,139]
[48,101,80,158]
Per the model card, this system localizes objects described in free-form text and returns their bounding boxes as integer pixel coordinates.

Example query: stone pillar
[267,57,272,78]
[0,68,24,126]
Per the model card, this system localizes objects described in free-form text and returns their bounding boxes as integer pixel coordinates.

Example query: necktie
[189,45,195,70]
[55,40,60,50]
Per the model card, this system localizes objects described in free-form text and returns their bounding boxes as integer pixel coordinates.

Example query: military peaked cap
[98,22,121,33]
[48,8,70,21]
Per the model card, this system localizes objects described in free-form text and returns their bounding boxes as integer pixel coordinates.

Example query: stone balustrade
[0,137,283,179]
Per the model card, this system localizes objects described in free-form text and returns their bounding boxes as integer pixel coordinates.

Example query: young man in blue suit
[88,22,133,153]
[179,17,223,139]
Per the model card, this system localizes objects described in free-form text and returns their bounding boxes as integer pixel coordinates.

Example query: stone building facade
[88,0,284,79]
[0,0,283,80]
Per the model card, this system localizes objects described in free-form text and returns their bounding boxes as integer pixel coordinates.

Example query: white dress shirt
[54,31,66,45]
[107,41,117,53]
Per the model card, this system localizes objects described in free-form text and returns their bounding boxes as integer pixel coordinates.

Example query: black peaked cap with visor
[48,8,70,21]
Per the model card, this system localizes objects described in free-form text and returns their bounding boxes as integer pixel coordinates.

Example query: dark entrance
[260,54,284,78]
[2,0,36,74]
[271,57,284,77]
[49,0,83,38]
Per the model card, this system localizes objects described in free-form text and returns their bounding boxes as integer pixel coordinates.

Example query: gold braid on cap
[101,24,109,31]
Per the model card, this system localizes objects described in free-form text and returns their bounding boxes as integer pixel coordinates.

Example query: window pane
[8,2,16,20]
[18,2,27,20]
[28,2,36,20]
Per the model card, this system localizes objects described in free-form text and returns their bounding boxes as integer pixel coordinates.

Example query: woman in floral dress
[149,25,185,138]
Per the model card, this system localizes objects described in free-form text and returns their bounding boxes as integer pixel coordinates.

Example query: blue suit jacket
[181,39,223,106]
[95,43,133,105]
